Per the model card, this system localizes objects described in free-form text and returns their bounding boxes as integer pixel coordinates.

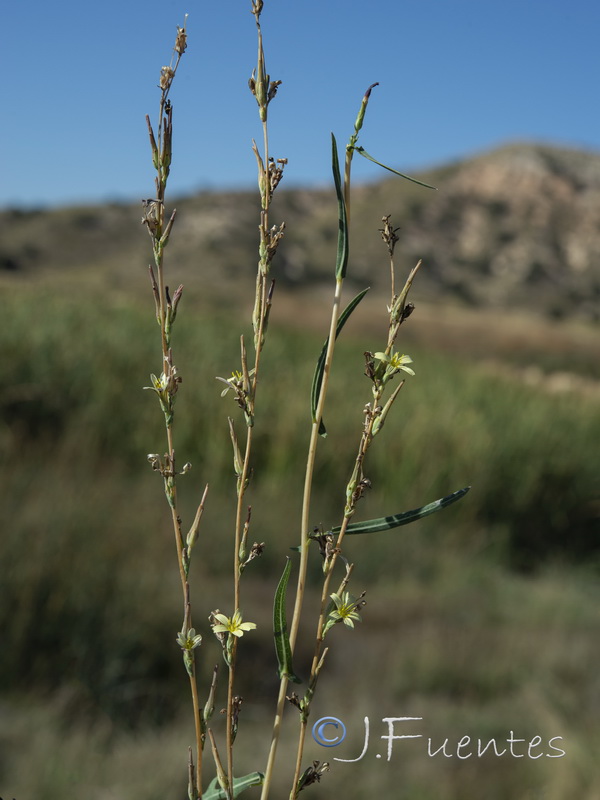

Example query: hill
[1,142,599,320]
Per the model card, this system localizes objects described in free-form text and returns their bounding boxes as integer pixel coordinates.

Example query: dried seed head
[147,453,162,472]
[174,16,188,54]
[230,697,244,743]
[160,65,175,91]
[401,302,415,322]
[297,761,330,792]
[268,157,287,198]
[364,351,375,381]
[208,611,227,646]
[267,79,282,103]
[242,541,265,569]
[250,0,264,20]
[141,198,162,233]
[266,221,285,261]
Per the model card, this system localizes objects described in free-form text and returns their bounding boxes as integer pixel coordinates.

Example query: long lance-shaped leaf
[355,146,437,190]
[310,287,370,437]
[204,772,265,800]
[332,133,349,280]
[323,486,470,536]
[273,558,301,683]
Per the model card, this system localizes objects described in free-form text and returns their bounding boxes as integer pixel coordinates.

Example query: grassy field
[1,283,598,799]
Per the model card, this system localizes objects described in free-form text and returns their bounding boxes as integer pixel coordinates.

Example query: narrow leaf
[273,558,301,683]
[326,487,471,536]
[356,146,437,190]
[310,287,370,436]
[332,133,349,279]
[204,772,264,800]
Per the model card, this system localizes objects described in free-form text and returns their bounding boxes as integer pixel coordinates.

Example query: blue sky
[3,0,599,208]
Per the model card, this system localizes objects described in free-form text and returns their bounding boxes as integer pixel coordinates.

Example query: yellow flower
[373,351,415,378]
[176,628,203,651]
[216,369,256,398]
[322,591,366,636]
[211,610,256,638]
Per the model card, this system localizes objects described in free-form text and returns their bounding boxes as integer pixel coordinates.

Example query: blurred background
[1,1,599,799]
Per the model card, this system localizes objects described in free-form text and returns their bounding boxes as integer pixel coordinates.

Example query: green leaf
[273,558,301,684]
[355,146,437,190]
[204,772,264,800]
[326,487,471,536]
[310,287,370,437]
[332,133,349,280]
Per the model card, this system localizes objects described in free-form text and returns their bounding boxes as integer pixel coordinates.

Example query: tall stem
[290,276,343,648]
[261,276,344,800]
[228,54,275,797]
[261,123,358,800]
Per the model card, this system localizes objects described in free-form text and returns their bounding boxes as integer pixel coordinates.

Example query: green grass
[1,565,598,799]
[1,285,598,798]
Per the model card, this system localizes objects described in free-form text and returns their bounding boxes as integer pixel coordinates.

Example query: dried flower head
[268,157,288,198]
[250,0,264,19]
[297,761,330,792]
[379,214,400,255]
[160,65,175,92]
[174,16,188,54]
[141,198,162,233]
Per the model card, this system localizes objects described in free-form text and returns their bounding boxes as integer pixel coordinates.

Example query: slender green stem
[289,721,307,800]
[225,645,237,800]
[228,71,274,800]
[189,657,204,798]
[260,275,344,800]
[145,28,205,796]
[262,122,359,800]
[159,278,204,800]
[290,276,344,649]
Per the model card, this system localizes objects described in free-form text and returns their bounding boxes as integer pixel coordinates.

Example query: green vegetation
[1,285,598,797]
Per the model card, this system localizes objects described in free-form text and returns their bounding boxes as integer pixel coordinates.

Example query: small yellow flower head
[323,591,366,636]
[176,627,203,651]
[177,627,202,677]
[211,609,257,639]
[216,370,245,397]
[151,372,169,392]
[371,350,415,388]
[373,351,415,376]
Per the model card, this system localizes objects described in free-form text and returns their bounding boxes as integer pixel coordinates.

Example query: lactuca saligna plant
[214,0,287,795]
[142,15,210,800]
[141,5,469,800]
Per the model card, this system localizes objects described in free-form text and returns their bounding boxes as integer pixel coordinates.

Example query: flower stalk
[143,17,207,800]
[216,2,286,796]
